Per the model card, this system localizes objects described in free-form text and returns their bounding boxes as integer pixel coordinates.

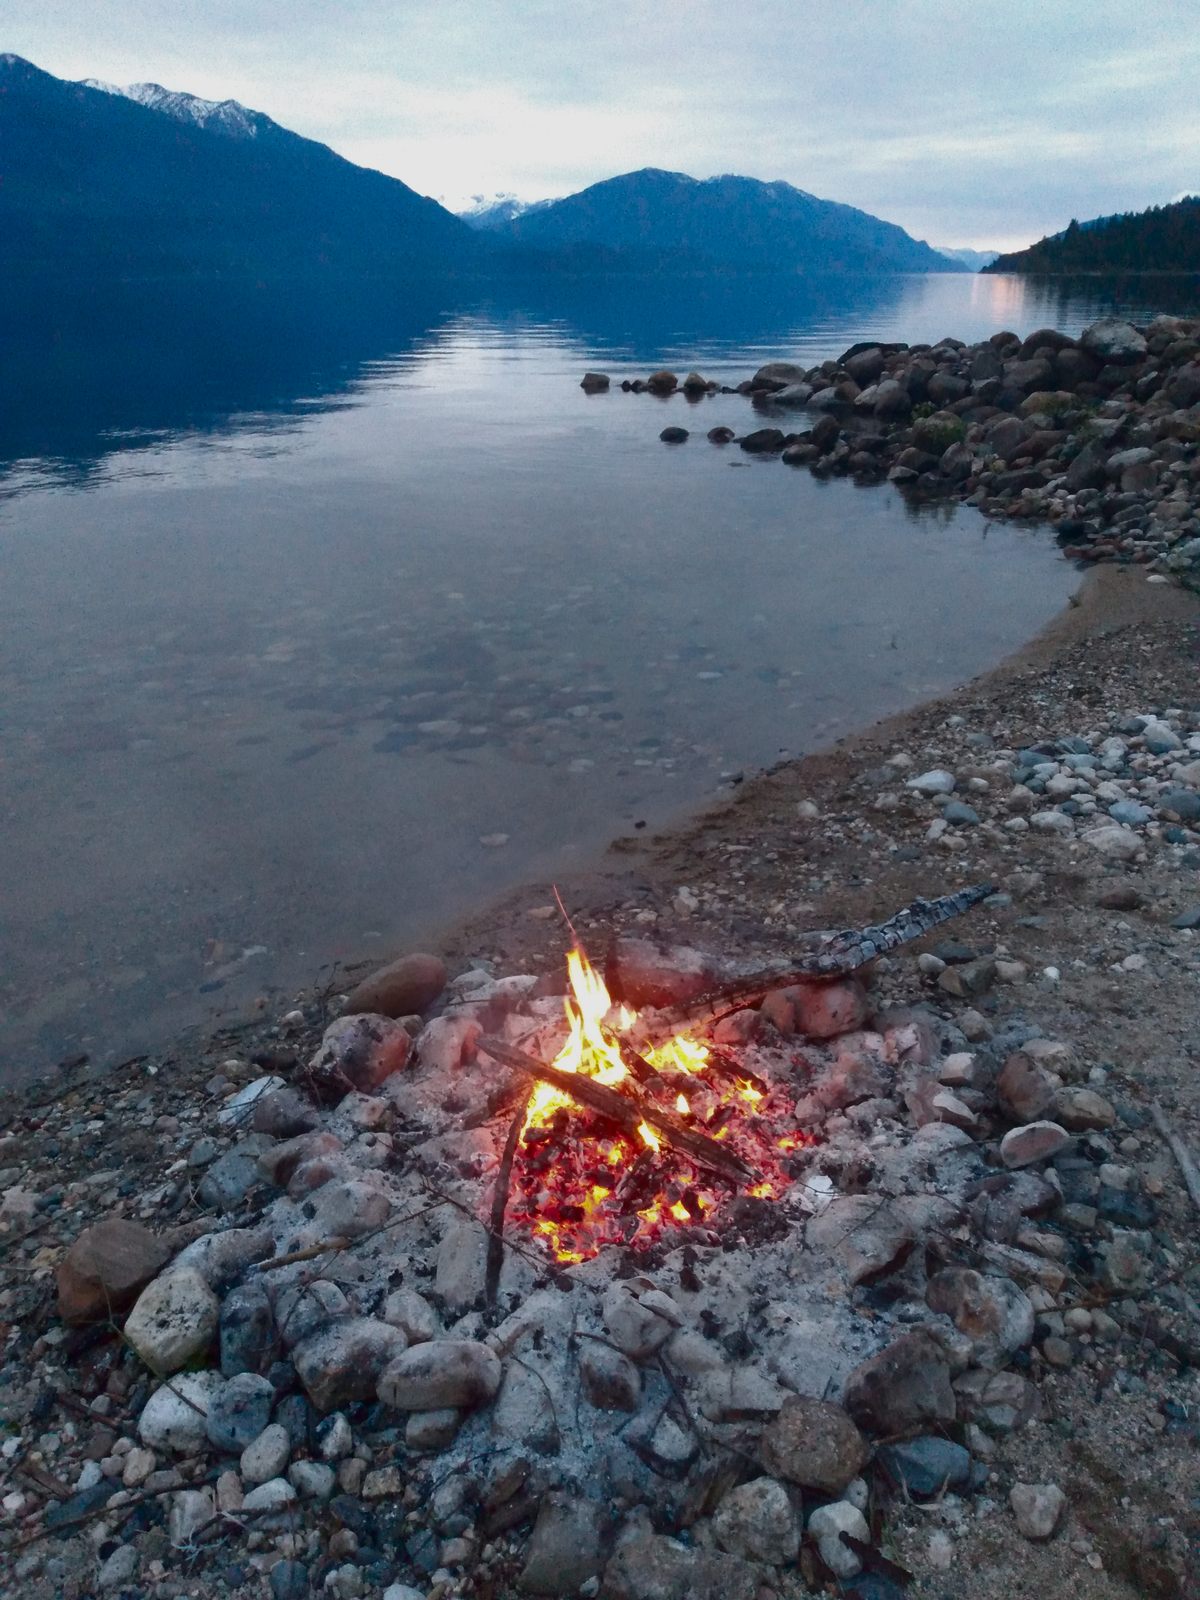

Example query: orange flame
[507,946,808,1263]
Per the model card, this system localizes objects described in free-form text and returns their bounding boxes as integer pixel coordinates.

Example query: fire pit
[469,884,993,1267]
[112,879,1069,1596]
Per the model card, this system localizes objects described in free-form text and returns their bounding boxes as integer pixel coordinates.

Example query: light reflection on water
[1,270,1195,1080]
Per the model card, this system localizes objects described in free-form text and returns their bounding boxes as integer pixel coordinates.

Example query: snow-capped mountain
[1,53,476,277]
[456,193,554,230]
[81,77,270,139]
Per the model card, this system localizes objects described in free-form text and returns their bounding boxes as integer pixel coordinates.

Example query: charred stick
[476,1037,760,1185]
[486,1090,532,1304]
[643,883,996,1038]
[603,1027,669,1093]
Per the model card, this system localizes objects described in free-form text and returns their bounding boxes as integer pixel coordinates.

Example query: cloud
[5,0,1198,248]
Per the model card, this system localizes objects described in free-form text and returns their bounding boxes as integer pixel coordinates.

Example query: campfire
[475,883,994,1266]
[491,947,804,1264]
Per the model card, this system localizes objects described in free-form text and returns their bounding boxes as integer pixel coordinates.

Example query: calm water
[2,270,1197,1082]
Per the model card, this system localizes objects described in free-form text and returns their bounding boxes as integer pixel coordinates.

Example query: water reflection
[5,272,1198,498]
[0,278,459,493]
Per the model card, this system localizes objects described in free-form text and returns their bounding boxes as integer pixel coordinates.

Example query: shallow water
[2,270,1195,1081]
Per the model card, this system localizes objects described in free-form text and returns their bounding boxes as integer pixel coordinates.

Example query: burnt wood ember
[476,1036,761,1184]
[630,883,996,1039]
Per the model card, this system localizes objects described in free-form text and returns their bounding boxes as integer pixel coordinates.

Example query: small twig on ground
[254,1237,351,1272]
[14,1470,222,1549]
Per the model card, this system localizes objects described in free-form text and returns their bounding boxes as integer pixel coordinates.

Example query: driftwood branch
[644,883,996,1038]
[476,1036,759,1185]
[1150,1100,1200,1214]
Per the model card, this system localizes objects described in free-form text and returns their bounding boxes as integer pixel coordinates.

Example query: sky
[6,1,1199,251]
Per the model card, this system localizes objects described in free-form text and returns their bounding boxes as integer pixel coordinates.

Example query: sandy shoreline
[431,562,1198,981]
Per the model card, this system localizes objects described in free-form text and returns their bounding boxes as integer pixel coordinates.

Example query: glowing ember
[506,947,810,1263]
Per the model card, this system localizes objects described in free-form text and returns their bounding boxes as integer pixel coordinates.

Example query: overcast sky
[7,0,1198,250]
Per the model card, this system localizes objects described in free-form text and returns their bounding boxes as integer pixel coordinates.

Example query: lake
[2,270,1197,1083]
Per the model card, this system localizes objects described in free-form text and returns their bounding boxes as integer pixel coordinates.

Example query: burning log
[625,883,996,1040]
[476,1036,761,1186]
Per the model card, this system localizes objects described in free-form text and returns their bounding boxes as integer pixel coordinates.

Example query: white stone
[168,1487,216,1547]
[97,1544,139,1590]
[382,1288,441,1344]
[241,1477,298,1514]
[240,1423,291,1485]
[602,1281,679,1360]
[121,1447,156,1487]
[216,1470,243,1513]
[288,1460,336,1499]
[1082,824,1141,861]
[378,1340,502,1411]
[906,769,956,796]
[434,1219,488,1310]
[1031,810,1074,834]
[139,1372,226,1454]
[928,1530,955,1569]
[808,1500,870,1578]
[318,1412,353,1461]
[938,1052,976,1087]
[1010,1481,1066,1540]
[712,1477,801,1564]
[124,1268,220,1375]
[413,1014,482,1075]
[844,1476,870,1513]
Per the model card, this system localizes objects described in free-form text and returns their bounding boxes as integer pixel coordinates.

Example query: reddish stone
[306,1015,411,1103]
[604,939,713,1010]
[784,979,869,1040]
[57,1220,172,1326]
[996,1052,1056,1123]
[759,990,796,1035]
[257,1131,343,1189]
[844,1331,956,1438]
[759,1395,869,1492]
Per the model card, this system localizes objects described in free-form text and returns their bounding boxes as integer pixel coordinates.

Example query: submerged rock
[341,952,447,1019]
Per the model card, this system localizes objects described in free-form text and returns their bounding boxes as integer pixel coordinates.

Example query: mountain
[935,246,999,271]
[484,168,965,273]
[456,193,553,230]
[82,78,272,139]
[986,197,1200,274]
[0,53,476,278]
